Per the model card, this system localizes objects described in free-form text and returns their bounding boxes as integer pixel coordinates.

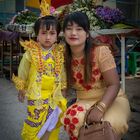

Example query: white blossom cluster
[68,0,101,30]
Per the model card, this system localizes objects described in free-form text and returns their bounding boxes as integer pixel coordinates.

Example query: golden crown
[40,0,50,17]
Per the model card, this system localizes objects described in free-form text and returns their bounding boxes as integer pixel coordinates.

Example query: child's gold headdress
[40,0,50,17]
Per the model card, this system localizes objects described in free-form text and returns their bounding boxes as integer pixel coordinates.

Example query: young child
[12,15,67,140]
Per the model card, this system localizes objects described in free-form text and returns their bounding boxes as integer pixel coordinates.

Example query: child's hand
[18,90,26,103]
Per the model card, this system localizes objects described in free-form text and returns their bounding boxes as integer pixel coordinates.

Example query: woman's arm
[87,68,120,123]
[87,46,120,123]
[100,68,120,109]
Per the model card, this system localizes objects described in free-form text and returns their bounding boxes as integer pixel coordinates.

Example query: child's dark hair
[34,15,61,36]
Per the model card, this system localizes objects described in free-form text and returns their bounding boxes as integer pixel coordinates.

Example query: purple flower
[95,6,125,24]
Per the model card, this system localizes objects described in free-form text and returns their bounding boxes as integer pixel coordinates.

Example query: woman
[61,11,131,140]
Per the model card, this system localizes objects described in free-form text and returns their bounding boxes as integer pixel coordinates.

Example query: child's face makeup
[37,25,57,49]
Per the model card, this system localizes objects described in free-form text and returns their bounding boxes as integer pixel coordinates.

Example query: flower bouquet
[58,0,127,30]
[68,0,101,30]
[7,9,38,34]
[95,6,125,28]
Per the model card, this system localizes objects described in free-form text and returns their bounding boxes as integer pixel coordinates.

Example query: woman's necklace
[72,52,84,59]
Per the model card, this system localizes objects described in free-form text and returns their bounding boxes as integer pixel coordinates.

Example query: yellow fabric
[98,46,116,72]
[25,0,51,9]
[41,75,55,90]
[13,40,67,140]
[62,90,130,137]
[12,74,26,90]
[21,88,66,140]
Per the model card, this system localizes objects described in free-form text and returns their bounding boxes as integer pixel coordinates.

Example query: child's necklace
[41,44,55,52]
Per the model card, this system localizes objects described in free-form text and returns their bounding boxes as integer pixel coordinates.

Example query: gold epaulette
[19,39,39,51]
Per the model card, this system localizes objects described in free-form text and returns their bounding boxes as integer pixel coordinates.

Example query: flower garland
[53,43,64,80]
[20,39,64,78]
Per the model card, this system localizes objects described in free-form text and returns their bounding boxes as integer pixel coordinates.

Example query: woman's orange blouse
[71,45,116,91]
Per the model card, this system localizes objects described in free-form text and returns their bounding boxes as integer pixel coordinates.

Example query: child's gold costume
[12,40,67,140]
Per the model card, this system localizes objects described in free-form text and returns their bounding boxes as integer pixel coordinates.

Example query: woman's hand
[86,106,104,124]
[61,89,67,98]
[18,90,26,103]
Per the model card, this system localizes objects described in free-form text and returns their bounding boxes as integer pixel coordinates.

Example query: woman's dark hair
[63,11,93,89]
[63,11,90,33]
[39,0,41,4]
[34,15,61,36]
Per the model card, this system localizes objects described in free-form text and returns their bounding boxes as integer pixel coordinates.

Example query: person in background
[12,15,67,140]
[61,11,131,140]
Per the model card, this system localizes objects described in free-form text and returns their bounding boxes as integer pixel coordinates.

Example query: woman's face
[64,22,88,48]
[37,25,57,49]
